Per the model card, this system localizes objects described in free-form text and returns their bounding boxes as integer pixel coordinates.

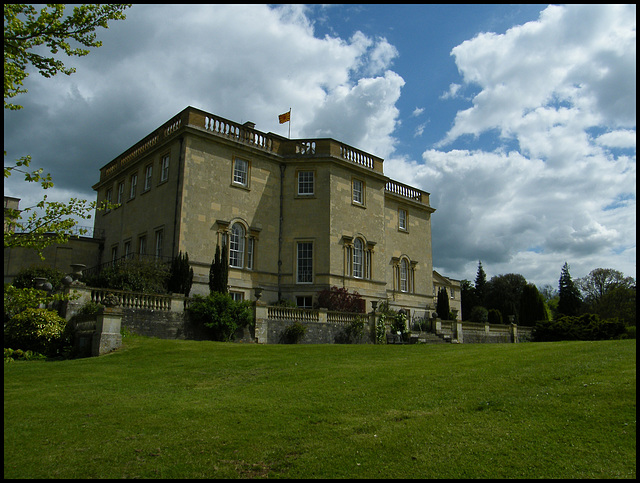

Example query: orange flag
[278,111,290,124]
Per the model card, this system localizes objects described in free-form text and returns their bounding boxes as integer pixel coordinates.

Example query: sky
[4,4,636,289]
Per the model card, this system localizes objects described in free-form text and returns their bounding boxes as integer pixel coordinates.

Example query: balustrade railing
[204,115,274,152]
[385,179,425,203]
[89,287,172,311]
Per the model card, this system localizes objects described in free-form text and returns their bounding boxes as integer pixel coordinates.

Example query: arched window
[353,238,364,278]
[229,223,245,268]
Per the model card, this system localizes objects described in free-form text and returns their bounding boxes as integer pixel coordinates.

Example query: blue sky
[4,4,636,288]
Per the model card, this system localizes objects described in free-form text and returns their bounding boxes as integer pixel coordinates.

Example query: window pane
[353,238,363,278]
[297,242,313,283]
[161,155,170,181]
[353,179,363,204]
[400,259,408,292]
[230,224,245,267]
[298,171,314,195]
[234,158,248,186]
[145,165,153,190]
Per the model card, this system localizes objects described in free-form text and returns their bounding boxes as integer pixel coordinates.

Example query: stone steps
[409,332,449,344]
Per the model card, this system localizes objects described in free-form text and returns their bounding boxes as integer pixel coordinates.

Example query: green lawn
[4,337,636,479]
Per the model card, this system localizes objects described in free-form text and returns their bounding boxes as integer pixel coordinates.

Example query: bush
[13,266,66,291]
[282,321,307,344]
[338,317,365,344]
[4,348,47,362]
[4,308,70,356]
[487,309,503,324]
[85,258,170,293]
[469,306,488,323]
[187,292,253,342]
[316,286,365,313]
[3,285,62,323]
[533,313,626,342]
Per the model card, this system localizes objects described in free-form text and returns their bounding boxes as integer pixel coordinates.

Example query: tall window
[352,179,364,205]
[297,242,313,283]
[161,154,170,182]
[297,171,314,195]
[144,165,153,191]
[353,238,364,278]
[233,157,249,187]
[229,223,245,268]
[399,208,408,231]
[130,173,138,199]
[124,241,131,259]
[117,181,125,204]
[400,258,409,292]
[154,230,163,259]
[138,235,146,256]
[105,188,113,209]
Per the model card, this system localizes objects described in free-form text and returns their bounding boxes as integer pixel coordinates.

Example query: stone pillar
[318,308,328,324]
[511,323,518,343]
[454,321,463,343]
[92,307,123,356]
[254,302,268,344]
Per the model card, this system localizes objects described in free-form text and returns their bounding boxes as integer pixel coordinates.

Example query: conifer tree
[557,262,582,317]
[436,287,451,320]
[474,261,487,306]
[168,251,193,296]
[209,243,228,294]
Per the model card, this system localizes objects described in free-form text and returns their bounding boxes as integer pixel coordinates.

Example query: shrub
[469,306,488,323]
[4,308,70,356]
[487,309,503,324]
[282,321,307,344]
[3,285,62,323]
[13,266,66,291]
[188,292,253,342]
[533,313,626,342]
[316,286,365,313]
[4,348,47,362]
[338,317,366,344]
[85,258,170,293]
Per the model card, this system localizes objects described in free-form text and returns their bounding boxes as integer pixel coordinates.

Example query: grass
[4,337,636,479]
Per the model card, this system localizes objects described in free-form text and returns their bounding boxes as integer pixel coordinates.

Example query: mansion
[29,107,460,318]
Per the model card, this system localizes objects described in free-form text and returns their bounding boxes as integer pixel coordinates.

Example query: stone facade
[91,107,448,318]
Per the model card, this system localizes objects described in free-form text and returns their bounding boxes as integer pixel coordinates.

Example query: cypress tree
[168,251,193,296]
[209,243,228,294]
[436,287,450,320]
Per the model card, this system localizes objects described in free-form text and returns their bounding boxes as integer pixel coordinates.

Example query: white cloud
[439,83,461,100]
[595,130,636,149]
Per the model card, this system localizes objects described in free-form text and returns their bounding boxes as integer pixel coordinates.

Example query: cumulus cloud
[408,4,636,284]
[4,4,403,198]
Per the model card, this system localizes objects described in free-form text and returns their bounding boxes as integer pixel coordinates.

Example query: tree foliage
[4,4,130,109]
[485,273,527,323]
[316,286,365,313]
[519,283,548,326]
[577,268,635,305]
[4,4,129,256]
